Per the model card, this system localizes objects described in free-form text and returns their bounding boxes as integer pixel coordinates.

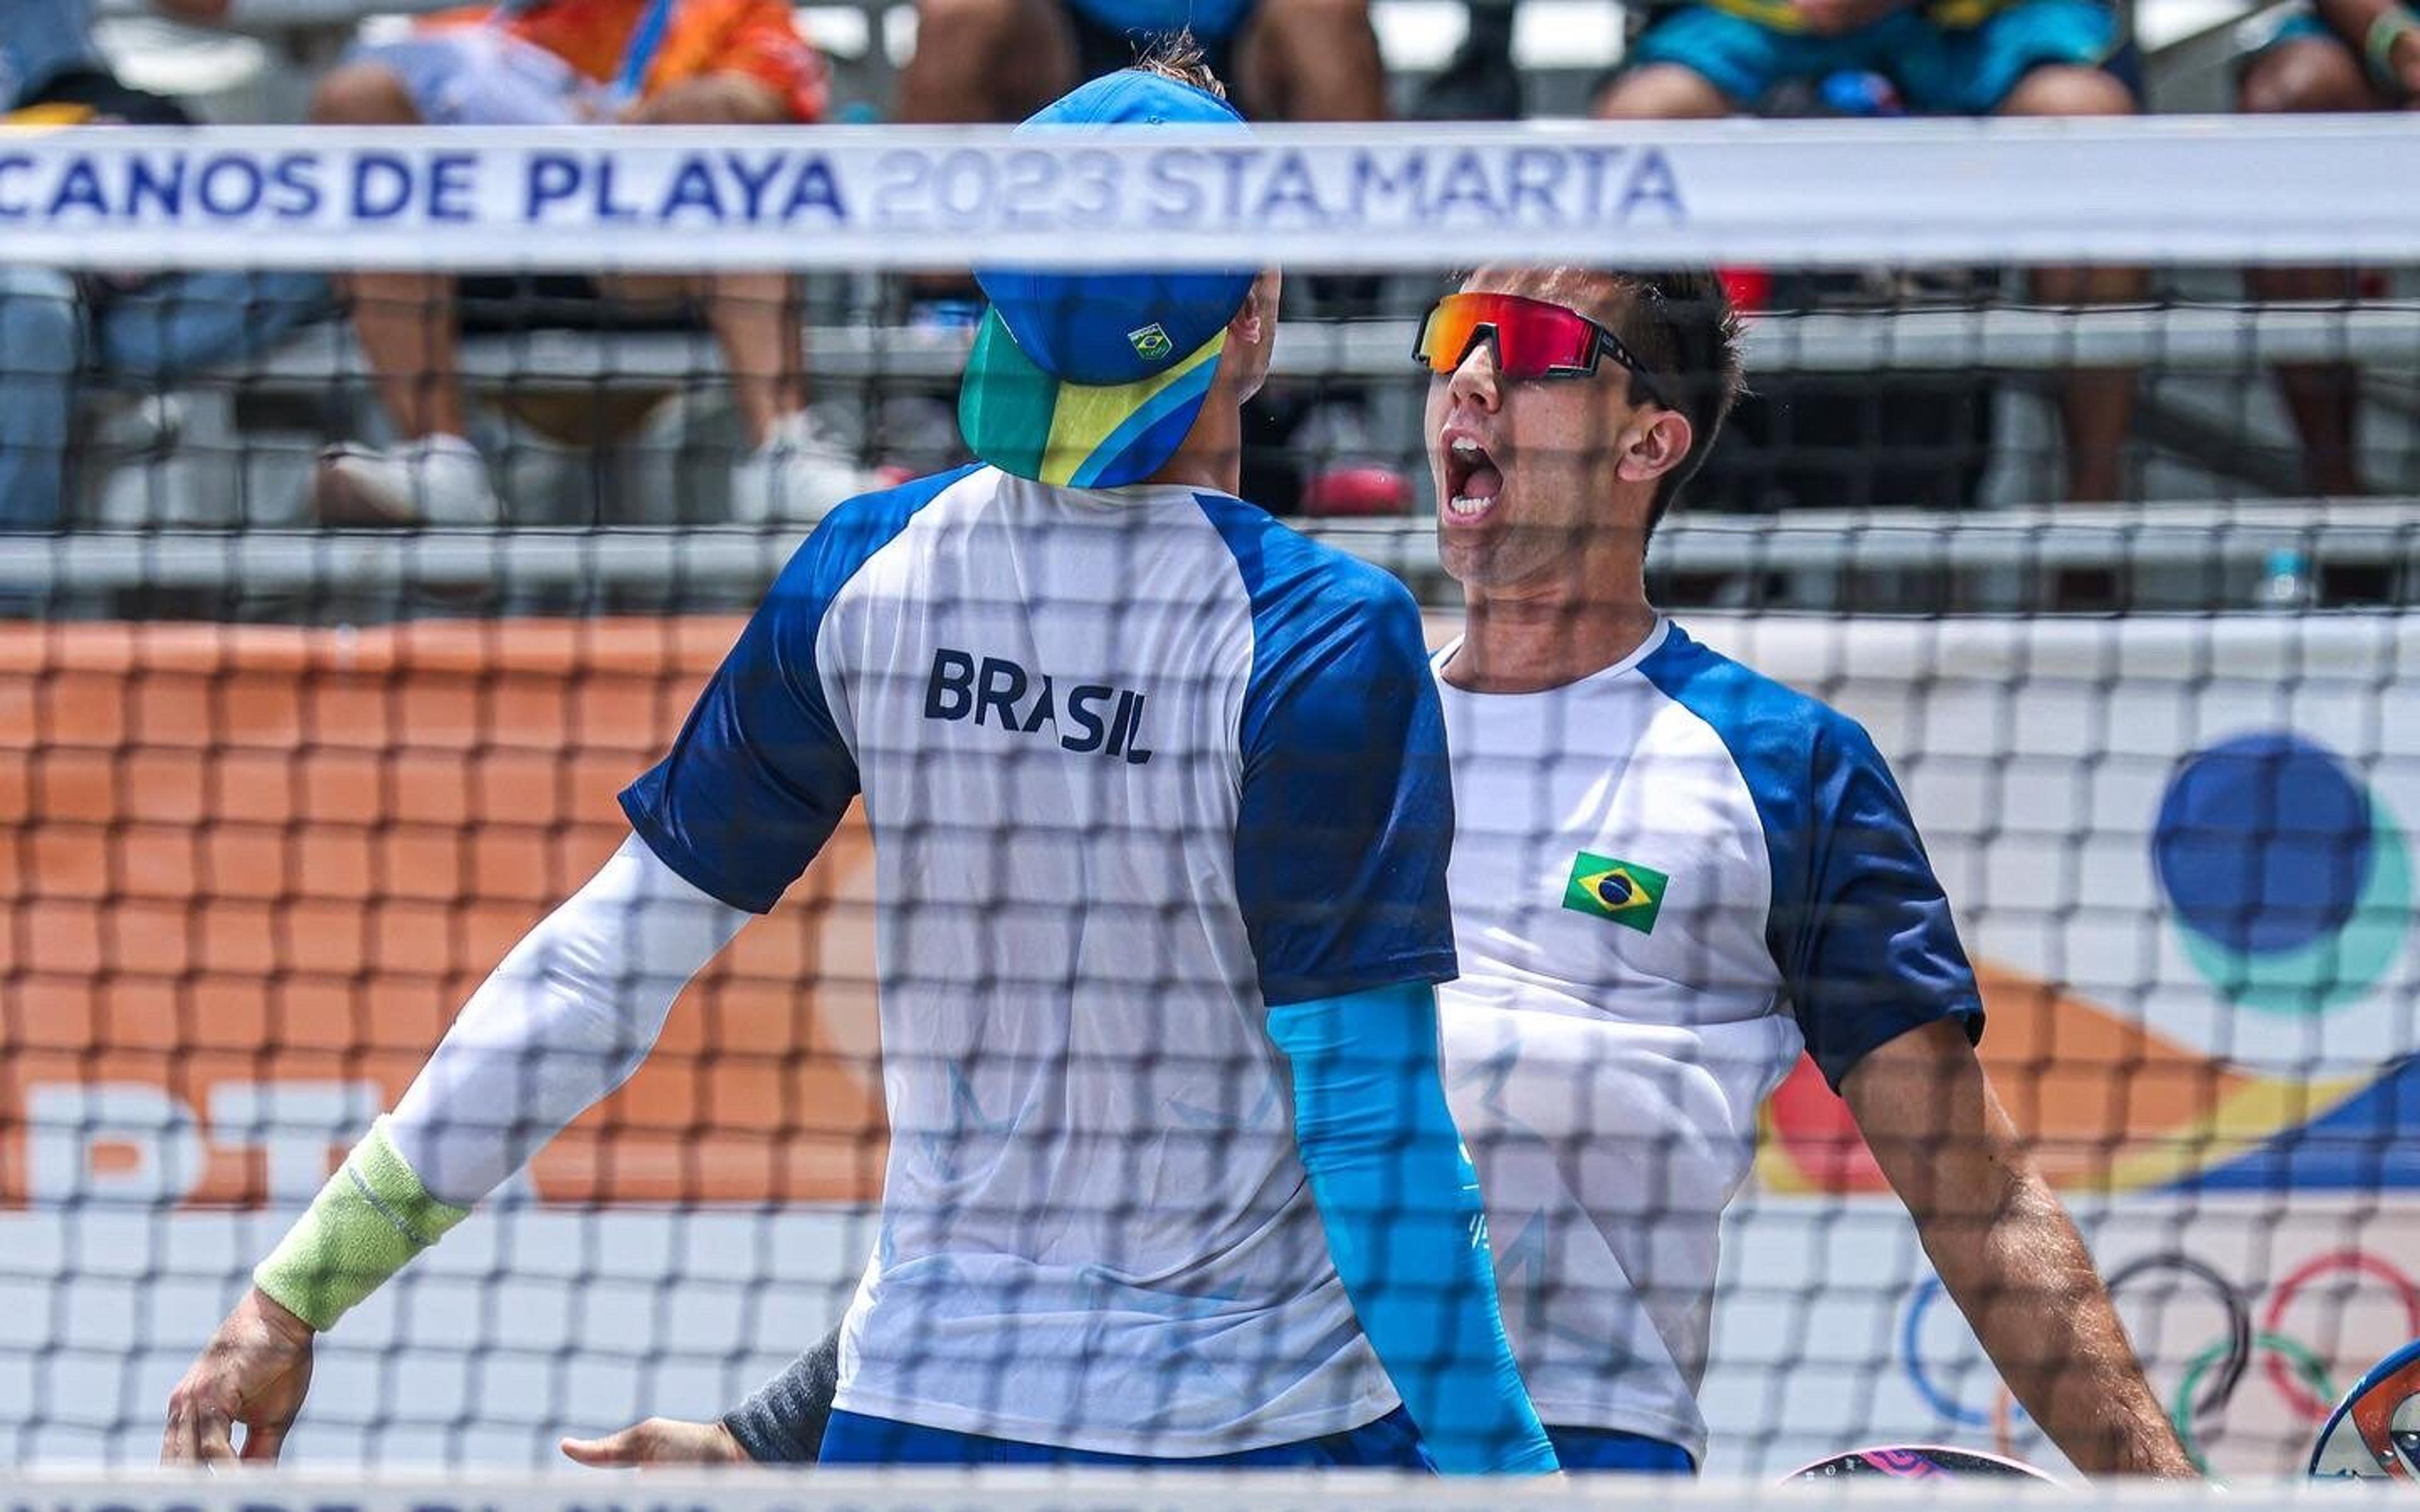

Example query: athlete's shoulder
[1188,491,1420,625]
[1189,494,1428,730]
[1636,622,1890,796]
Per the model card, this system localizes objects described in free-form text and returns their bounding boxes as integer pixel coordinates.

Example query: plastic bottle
[2256,546,2317,611]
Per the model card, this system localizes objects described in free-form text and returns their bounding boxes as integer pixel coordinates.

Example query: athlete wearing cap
[160,60,1555,1477]
[631,266,2199,1478]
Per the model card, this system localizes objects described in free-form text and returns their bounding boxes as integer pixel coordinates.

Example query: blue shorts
[1628,0,2126,113]
[1548,1424,1697,1474]
[819,1406,1431,1468]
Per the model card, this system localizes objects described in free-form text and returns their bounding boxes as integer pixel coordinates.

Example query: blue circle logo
[2153,731,2410,1015]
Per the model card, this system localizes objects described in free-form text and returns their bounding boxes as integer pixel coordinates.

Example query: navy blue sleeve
[619,473,962,913]
[1230,558,1458,1007]
[1778,716,1985,1091]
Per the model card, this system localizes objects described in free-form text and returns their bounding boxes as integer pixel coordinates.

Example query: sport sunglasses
[1413,290,1671,409]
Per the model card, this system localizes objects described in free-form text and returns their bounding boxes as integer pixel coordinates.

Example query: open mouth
[1443,435,1504,522]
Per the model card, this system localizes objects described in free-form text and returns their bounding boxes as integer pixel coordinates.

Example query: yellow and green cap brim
[958,308,1226,490]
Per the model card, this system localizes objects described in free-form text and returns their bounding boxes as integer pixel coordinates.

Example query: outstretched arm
[164,835,750,1462]
[167,510,889,1464]
[1844,1019,2196,1477]
[379,834,748,1207]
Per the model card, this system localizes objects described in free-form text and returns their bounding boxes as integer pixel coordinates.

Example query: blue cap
[959,71,1259,488]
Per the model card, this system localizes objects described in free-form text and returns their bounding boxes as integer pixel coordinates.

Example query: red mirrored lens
[1415,292,1601,377]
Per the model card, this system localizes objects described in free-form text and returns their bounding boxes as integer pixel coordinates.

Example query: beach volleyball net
[3,120,2418,1479]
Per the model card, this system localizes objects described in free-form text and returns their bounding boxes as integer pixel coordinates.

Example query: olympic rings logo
[1898,1249,2420,1472]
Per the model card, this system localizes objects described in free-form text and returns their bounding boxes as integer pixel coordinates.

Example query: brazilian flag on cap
[959,312,1228,489]
[957,69,1255,490]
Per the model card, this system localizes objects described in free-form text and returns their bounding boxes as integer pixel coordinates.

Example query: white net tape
[4,118,2420,271]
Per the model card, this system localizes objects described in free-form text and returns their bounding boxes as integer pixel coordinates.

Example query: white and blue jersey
[620,464,1456,1457]
[1432,618,1983,1466]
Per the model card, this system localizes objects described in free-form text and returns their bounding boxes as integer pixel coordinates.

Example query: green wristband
[2366,8,2419,94]
[253,1116,469,1331]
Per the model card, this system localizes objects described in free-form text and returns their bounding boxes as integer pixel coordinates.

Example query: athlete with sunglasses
[1412,266,2189,1476]
[562,268,2195,1477]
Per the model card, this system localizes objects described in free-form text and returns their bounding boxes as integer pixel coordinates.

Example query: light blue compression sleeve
[1266,983,1559,1476]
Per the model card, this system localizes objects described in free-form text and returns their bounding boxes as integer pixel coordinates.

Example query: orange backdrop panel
[0,619,886,1209]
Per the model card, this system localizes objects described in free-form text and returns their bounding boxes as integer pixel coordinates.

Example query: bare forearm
[1845,1023,2194,1478]
[1919,1168,2194,1476]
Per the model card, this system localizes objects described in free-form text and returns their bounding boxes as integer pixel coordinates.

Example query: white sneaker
[315,433,504,527]
[729,408,887,525]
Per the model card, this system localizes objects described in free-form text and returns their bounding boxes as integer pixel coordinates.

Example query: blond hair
[1132,32,1230,100]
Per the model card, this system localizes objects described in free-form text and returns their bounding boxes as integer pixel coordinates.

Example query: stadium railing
[13,505,2420,617]
[56,296,2420,529]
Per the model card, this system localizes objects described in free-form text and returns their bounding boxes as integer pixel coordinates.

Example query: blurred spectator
[2237,0,2415,496]
[1596,0,2148,503]
[308,0,879,525]
[897,0,1385,132]
[1,0,329,530]
[894,6,1402,515]
[1414,2,1524,119]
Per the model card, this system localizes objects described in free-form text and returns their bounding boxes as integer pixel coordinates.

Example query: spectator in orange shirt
[308,0,877,525]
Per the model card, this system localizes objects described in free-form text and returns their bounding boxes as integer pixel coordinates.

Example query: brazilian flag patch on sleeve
[1563,851,1668,934]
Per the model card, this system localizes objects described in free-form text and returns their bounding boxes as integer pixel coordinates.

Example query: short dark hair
[1134,32,1230,100]
[1598,270,1746,534]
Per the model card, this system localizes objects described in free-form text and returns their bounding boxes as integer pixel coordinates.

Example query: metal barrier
[11,502,2416,617]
